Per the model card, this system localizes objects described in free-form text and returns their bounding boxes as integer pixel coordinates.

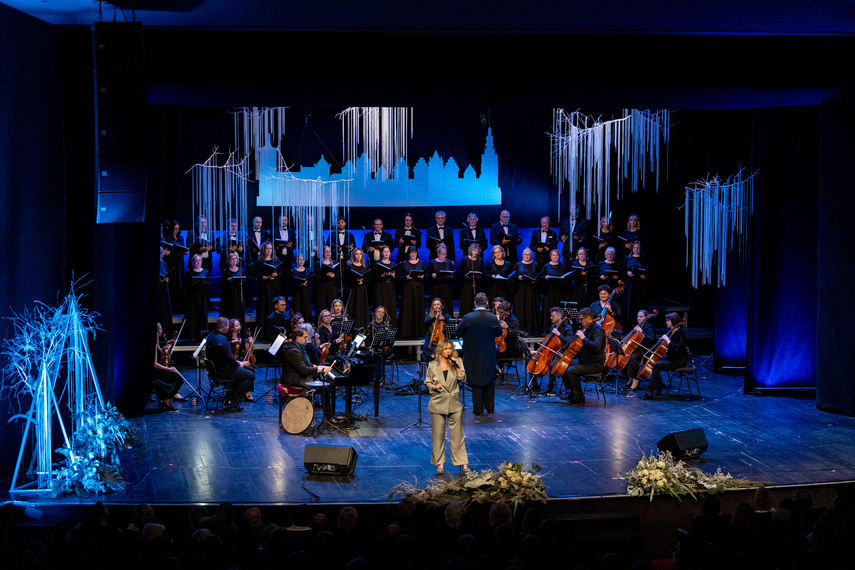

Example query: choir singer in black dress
[399,248,426,338]
[513,248,540,334]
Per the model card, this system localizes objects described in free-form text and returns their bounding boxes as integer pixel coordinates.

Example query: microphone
[449,358,459,369]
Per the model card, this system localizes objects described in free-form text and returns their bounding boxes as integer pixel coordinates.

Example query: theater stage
[8,358,855,507]
[54,357,844,507]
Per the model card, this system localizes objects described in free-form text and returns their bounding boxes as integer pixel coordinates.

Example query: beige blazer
[424,357,466,414]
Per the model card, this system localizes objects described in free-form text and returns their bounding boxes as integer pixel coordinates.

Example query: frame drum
[280,397,314,434]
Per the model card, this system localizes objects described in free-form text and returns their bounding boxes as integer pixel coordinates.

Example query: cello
[615,309,658,371]
[525,329,564,377]
[596,282,624,368]
[637,321,683,380]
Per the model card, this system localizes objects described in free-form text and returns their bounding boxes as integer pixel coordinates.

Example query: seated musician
[368,306,393,384]
[289,313,304,339]
[531,307,572,395]
[316,309,341,362]
[207,317,256,409]
[298,324,322,365]
[495,301,519,379]
[227,318,256,403]
[591,284,622,333]
[423,298,451,363]
[264,296,291,342]
[622,310,656,391]
[640,313,688,400]
[560,307,605,405]
[153,323,184,411]
[282,327,331,390]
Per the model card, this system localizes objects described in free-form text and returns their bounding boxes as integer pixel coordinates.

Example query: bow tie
[437,226,444,230]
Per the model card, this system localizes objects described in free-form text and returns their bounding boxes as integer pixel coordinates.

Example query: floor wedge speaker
[657,428,708,460]
[304,445,358,476]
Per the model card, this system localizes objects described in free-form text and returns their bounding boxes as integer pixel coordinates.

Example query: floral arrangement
[390,462,547,513]
[53,402,135,497]
[624,450,760,501]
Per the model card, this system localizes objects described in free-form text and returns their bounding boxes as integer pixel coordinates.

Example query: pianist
[283,327,331,389]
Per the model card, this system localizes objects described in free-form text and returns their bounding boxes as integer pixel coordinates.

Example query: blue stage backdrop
[745,106,819,391]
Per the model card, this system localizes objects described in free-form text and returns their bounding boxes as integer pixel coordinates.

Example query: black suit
[426,225,455,261]
[529,228,559,268]
[282,342,318,389]
[362,230,394,264]
[489,221,521,265]
[559,217,589,262]
[459,226,488,259]
[216,231,247,270]
[393,227,421,263]
[326,230,356,262]
[207,330,255,403]
[562,323,606,399]
[247,228,270,263]
[455,308,503,415]
[186,230,214,271]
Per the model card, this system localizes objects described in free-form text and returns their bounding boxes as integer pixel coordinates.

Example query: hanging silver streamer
[234,107,288,180]
[549,109,670,225]
[338,107,413,181]
[189,149,250,257]
[683,168,757,288]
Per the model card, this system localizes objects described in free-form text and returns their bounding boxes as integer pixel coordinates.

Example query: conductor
[455,292,503,415]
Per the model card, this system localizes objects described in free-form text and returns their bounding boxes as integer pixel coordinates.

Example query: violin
[243,327,258,366]
[161,320,185,367]
[637,321,683,380]
[494,311,507,352]
[430,312,446,346]
[315,331,330,362]
[615,309,658,372]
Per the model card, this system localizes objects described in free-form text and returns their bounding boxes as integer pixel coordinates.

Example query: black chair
[665,349,701,398]
[203,359,236,412]
[581,371,607,404]
[496,337,522,383]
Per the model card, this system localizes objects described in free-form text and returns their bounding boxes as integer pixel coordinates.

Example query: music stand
[506,336,542,400]
[442,321,459,339]
[561,306,580,323]
[331,319,355,344]
[371,327,399,386]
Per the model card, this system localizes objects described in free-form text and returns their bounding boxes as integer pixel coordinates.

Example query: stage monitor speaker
[304,445,358,476]
[657,428,708,460]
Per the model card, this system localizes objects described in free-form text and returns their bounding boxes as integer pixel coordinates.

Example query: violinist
[329,299,351,351]
[207,317,256,409]
[495,300,519,374]
[316,309,340,361]
[531,307,572,395]
[641,313,688,400]
[560,307,605,405]
[227,318,255,403]
[621,310,657,391]
[591,284,622,332]
[368,306,393,384]
[423,298,451,362]
[153,322,184,411]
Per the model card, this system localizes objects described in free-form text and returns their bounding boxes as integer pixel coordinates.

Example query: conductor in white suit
[424,338,470,475]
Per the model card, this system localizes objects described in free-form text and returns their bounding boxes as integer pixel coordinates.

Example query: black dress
[345,263,371,329]
[540,262,566,331]
[399,260,426,338]
[512,261,540,334]
[290,267,313,322]
[457,256,484,316]
[597,259,622,290]
[593,229,618,261]
[623,255,649,320]
[219,267,246,329]
[314,261,340,317]
[620,229,642,259]
[485,260,513,304]
[428,259,455,317]
[372,261,398,327]
[255,258,281,323]
[184,268,210,341]
[571,259,597,307]
[163,233,185,314]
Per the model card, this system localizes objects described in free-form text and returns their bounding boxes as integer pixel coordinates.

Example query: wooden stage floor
[37,358,855,505]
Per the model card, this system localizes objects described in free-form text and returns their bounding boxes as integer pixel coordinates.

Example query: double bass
[637,321,683,380]
[615,309,658,371]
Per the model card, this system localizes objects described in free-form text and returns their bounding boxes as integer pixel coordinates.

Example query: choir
[159,211,653,339]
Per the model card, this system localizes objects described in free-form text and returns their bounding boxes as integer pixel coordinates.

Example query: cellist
[641,313,688,400]
[560,307,606,405]
[532,307,573,395]
[591,284,622,333]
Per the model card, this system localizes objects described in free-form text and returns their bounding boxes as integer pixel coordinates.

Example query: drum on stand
[280,397,314,434]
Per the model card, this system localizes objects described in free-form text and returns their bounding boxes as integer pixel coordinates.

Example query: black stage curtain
[817,93,855,416]
[745,106,819,392]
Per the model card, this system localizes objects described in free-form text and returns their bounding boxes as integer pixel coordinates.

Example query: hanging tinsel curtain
[234,107,288,180]
[550,109,670,223]
[683,168,757,288]
[338,107,412,180]
[189,149,250,250]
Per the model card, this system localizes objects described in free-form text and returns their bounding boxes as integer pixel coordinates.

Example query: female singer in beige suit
[424,338,470,475]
